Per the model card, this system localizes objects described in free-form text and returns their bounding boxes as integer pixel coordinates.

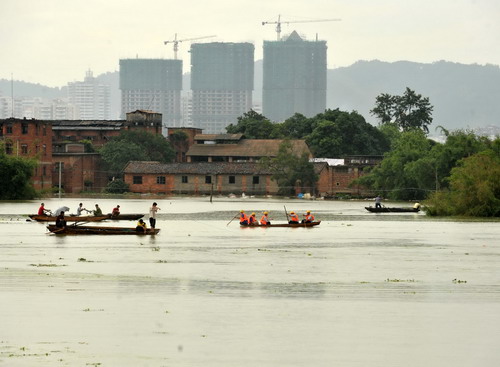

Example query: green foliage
[169,130,188,142]
[79,139,95,152]
[425,150,500,217]
[0,145,37,200]
[306,109,390,157]
[99,140,148,174]
[99,130,175,175]
[356,130,432,200]
[371,87,434,133]
[226,110,276,139]
[104,178,129,194]
[227,109,390,157]
[259,140,318,195]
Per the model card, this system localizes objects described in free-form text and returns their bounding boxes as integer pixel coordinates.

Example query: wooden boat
[46,224,160,235]
[106,213,145,220]
[29,214,109,222]
[240,221,321,228]
[365,207,420,213]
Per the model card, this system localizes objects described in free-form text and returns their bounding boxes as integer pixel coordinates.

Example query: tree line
[1,87,498,216]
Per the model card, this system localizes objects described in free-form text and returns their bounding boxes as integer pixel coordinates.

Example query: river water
[1,197,499,367]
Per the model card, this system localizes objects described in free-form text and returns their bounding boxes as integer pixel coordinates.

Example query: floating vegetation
[151,246,160,252]
[157,260,168,263]
[385,278,416,283]
[452,279,467,284]
[78,258,93,262]
[29,264,66,267]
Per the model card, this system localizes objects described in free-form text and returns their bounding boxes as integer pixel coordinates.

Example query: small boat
[365,207,420,213]
[29,214,109,222]
[47,224,160,235]
[240,221,321,228]
[106,213,145,220]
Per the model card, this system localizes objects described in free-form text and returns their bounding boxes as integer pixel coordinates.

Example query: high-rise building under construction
[190,42,254,134]
[263,31,327,122]
[119,59,182,133]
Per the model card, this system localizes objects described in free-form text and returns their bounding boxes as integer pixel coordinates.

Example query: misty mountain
[2,60,499,130]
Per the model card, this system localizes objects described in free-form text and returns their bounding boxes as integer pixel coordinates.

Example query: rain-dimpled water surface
[1,197,499,367]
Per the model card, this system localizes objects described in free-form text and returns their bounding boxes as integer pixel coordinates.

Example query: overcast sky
[1,0,499,87]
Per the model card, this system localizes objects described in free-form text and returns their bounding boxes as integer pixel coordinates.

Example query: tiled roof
[194,133,243,141]
[187,139,311,158]
[124,161,274,175]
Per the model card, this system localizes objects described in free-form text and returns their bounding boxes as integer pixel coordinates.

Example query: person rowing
[302,210,315,223]
[239,210,249,225]
[249,213,258,225]
[288,211,299,224]
[38,203,51,216]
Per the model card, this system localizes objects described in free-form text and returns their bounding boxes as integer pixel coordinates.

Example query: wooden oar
[284,205,289,222]
[226,215,238,226]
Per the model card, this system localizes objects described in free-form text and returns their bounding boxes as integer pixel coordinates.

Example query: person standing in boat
[76,203,88,216]
[38,203,51,216]
[239,210,249,225]
[260,212,271,226]
[55,211,67,228]
[93,204,103,216]
[288,211,299,224]
[136,219,147,233]
[302,210,315,223]
[375,195,382,209]
[149,202,160,229]
[111,205,120,217]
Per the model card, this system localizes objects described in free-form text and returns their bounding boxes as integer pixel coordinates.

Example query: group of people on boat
[238,210,315,226]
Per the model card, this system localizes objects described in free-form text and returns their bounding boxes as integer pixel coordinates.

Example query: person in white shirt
[149,202,160,229]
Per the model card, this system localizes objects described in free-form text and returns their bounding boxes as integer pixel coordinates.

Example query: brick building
[0,118,53,190]
[124,161,277,195]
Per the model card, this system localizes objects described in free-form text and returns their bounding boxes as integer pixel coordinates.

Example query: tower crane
[262,15,341,41]
[163,34,216,59]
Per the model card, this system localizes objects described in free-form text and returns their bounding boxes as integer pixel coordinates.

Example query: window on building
[42,166,47,177]
[55,162,64,171]
[5,142,13,155]
[205,176,212,184]
[133,176,143,184]
[229,176,235,184]
[22,123,28,134]
[157,176,166,184]
[253,176,260,185]
[6,124,13,134]
[43,144,47,156]
[182,176,188,183]
[21,144,28,155]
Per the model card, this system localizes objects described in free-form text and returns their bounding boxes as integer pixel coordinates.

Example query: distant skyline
[1,0,499,87]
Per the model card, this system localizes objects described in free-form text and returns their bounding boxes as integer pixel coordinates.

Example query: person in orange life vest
[249,212,258,225]
[239,210,249,225]
[260,211,271,226]
[288,211,299,224]
[302,210,315,223]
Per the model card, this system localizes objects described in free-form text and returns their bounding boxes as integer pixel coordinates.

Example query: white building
[67,70,111,120]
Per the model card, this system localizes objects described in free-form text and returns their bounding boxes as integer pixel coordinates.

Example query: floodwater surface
[1,198,499,366]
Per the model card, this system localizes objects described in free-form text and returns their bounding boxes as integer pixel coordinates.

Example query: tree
[225,110,276,139]
[371,87,434,133]
[259,140,318,196]
[100,130,175,175]
[356,130,433,200]
[100,140,148,174]
[425,150,500,217]
[306,109,390,157]
[104,178,129,194]
[0,145,37,200]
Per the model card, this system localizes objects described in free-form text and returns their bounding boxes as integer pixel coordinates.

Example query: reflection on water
[1,198,499,366]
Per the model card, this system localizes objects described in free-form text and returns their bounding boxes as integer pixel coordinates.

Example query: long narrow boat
[241,221,321,228]
[47,224,160,235]
[106,213,145,220]
[30,214,109,222]
[365,207,420,213]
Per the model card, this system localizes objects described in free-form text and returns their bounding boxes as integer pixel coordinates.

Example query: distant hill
[326,60,500,130]
[2,60,499,131]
